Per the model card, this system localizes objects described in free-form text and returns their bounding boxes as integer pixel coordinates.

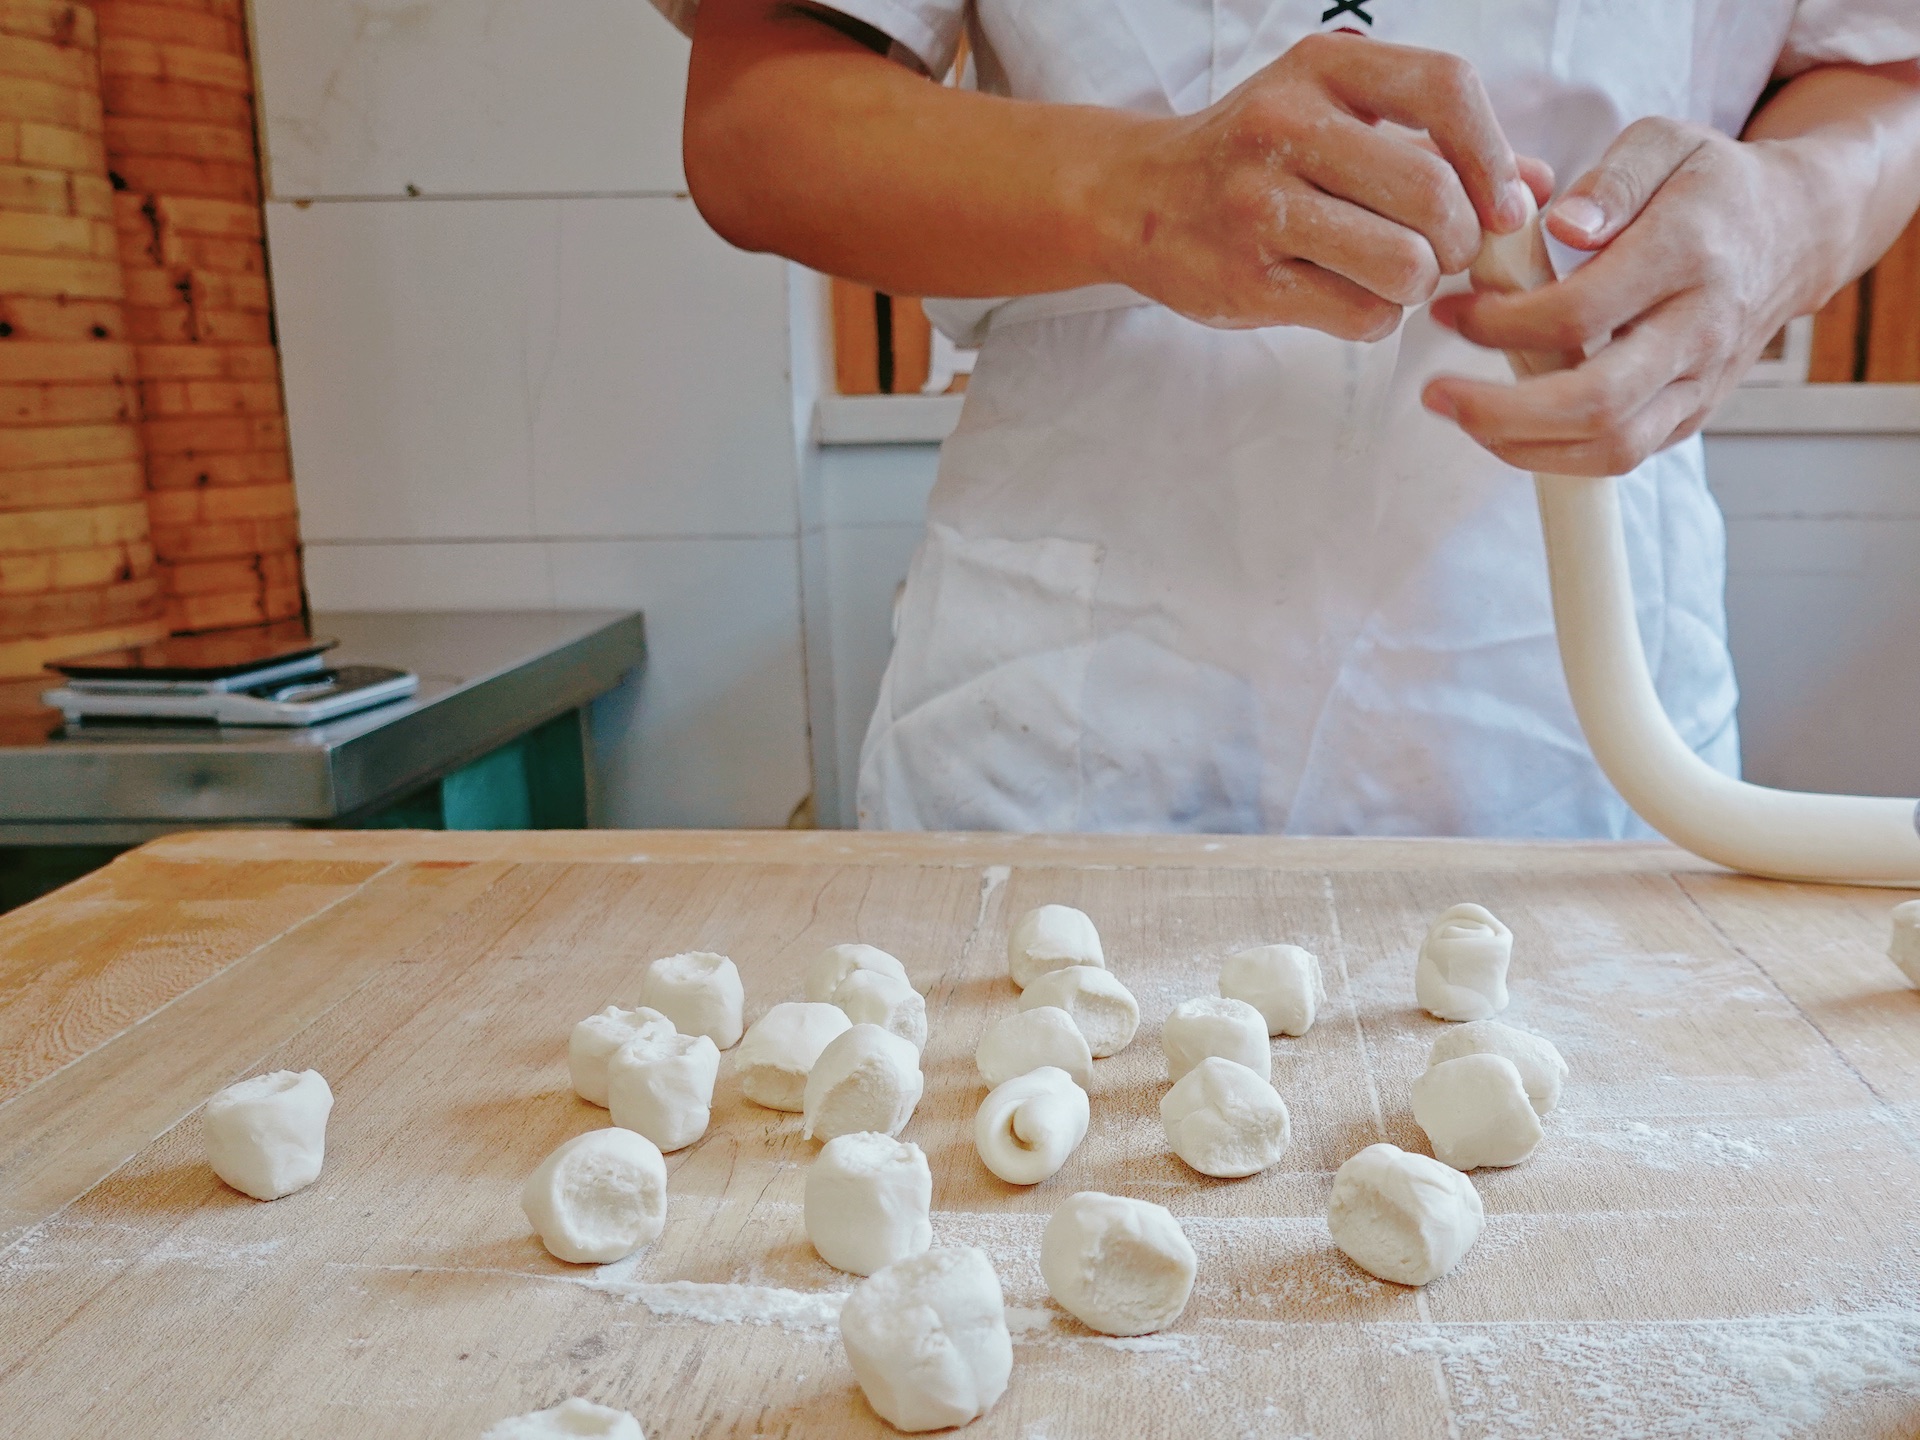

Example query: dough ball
[1410,1053,1543,1171]
[975,1006,1093,1089]
[1039,1191,1196,1337]
[569,1005,675,1108]
[480,1398,644,1439]
[839,1247,1013,1432]
[1219,944,1324,1037]
[833,968,928,1051]
[805,1131,933,1276]
[202,1069,333,1202]
[1327,1142,1483,1287]
[520,1127,667,1265]
[1414,904,1512,1022]
[1159,1056,1291,1178]
[1428,1019,1567,1115]
[1891,899,1920,986]
[735,1001,851,1112]
[974,1065,1089,1186]
[1160,996,1270,1084]
[1018,966,1139,1057]
[640,951,745,1049]
[1007,904,1105,990]
[807,942,910,1004]
[804,1023,925,1142]
[606,1030,721,1152]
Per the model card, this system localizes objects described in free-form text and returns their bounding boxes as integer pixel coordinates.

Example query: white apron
[828,0,1918,836]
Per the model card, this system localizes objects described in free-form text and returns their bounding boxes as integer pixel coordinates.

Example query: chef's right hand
[1094,32,1536,340]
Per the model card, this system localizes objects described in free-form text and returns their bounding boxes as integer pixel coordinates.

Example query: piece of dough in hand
[1891,899,1920,986]
[1219,944,1324,1037]
[804,1023,925,1142]
[1040,1191,1195,1337]
[839,1247,1013,1432]
[521,1128,667,1265]
[735,1001,851,1112]
[481,1398,644,1439]
[640,951,745,1049]
[1161,996,1269,1083]
[807,943,911,1004]
[833,968,928,1051]
[975,1065,1089,1185]
[1018,966,1139,1057]
[570,1005,675,1108]
[1160,1056,1290,1178]
[607,1031,721,1152]
[1428,1019,1567,1115]
[976,1006,1093,1089]
[1007,904,1104,990]
[202,1069,333,1201]
[1411,1053,1542,1170]
[805,1131,933,1275]
[1327,1142,1483,1286]
[1414,904,1512,1021]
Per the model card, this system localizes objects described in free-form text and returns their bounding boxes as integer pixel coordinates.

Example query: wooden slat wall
[830,281,953,397]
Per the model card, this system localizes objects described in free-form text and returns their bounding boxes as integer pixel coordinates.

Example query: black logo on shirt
[1320,0,1374,23]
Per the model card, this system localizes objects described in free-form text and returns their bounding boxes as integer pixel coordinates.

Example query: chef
[669,0,1920,836]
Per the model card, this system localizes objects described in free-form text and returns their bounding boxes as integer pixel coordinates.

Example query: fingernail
[1554,195,1606,239]
[1498,178,1531,231]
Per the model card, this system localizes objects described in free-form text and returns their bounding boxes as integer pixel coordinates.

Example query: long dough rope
[1470,203,1920,886]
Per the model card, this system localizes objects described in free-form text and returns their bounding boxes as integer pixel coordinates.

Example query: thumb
[1547,117,1706,250]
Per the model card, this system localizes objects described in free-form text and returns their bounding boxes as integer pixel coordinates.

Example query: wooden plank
[0,571,159,637]
[1864,209,1920,384]
[0,294,127,342]
[0,536,148,592]
[0,2,98,50]
[0,456,143,509]
[891,295,932,395]
[0,498,148,552]
[0,380,134,426]
[145,444,286,489]
[0,420,140,472]
[831,277,881,396]
[0,612,163,674]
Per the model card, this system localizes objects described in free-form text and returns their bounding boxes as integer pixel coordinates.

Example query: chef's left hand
[1420,118,1816,476]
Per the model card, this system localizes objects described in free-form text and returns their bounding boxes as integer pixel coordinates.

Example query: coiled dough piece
[840,1247,1013,1433]
[1411,1053,1542,1170]
[1428,1019,1567,1115]
[521,1127,667,1265]
[976,1006,1093,1089]
[834,968,928,1051]
[569,1005,674,1108]
[804,1023,925,1142]
[735,1001,851,1112]
[1160,1056,1291,1178]
[805,1131,933,1276]
[1018,966,1139,1057]
[1007,904,1104,990]
[1219,944,1324,1037]
[1327,1142,1483,1287]
[607,1030,720,1152]
[202,1069,333,1202]
[1414,904,1512,1022]
[975,1065,1089,1185]
[807,942,910,1003]
[1161,996,1269,1083]
[1892,899,1920,986]
[1040,1191,1196,1337]
[481,1399,643,1439]
[640,951,745,1049]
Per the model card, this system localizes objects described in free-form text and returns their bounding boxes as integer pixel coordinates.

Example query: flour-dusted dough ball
[1018,966,1139,1057]
[839,1247,1013,1433]
[974,1065,1089,1186]
[1414,904,1512,1022]
[1327,1142,1483,1286]
[480,1398,644,1439]
[1219,944,1325,1037]
[569,1005,675,1108]
[805,1131,933,1276]
[975,1006,1093,1089]
[833,968,928,1051]
[1411,1053,1543,1171]
[804,1023,925,1142]
[1161,996,1270,1083]
[1159,1056,1291,1178]
[1007,904,1105,990]
[640,951,745,1049]
[1891,899,1920,986]
[202,1069,333,1201]
[606,1031,721,1152]
[520,1127,667,1265]
[807,942,910,1004]
[1428,1019,1568,1115]
[1040,1192,1195,1337]
[735,1001,852,1112]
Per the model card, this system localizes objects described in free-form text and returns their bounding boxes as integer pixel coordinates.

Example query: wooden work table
[2,831,1917,1437]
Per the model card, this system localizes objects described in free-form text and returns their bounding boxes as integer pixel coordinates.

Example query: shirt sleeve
[643,0,967,77]
[1779,0,1920,77]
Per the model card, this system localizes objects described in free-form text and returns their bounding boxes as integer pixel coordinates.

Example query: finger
[1195,257,1403,341]
[1518,156,1556,206]
[1305,34,1529,235]
[1297,116,1482,274]
[1545,116,1707,251]
[1463,381,1705,476]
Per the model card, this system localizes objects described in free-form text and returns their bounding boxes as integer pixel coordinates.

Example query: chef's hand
[1423,118,1812,475]
[1101,32,1547,340]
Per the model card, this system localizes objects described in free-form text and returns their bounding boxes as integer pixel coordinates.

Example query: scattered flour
[1590,1122,1768,1171]
[574,1255,847,1333]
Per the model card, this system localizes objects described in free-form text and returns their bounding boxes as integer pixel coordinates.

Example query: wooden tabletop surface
[2,830,1917,1438]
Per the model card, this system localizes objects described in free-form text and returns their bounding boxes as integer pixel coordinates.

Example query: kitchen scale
[42,628,419,728]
